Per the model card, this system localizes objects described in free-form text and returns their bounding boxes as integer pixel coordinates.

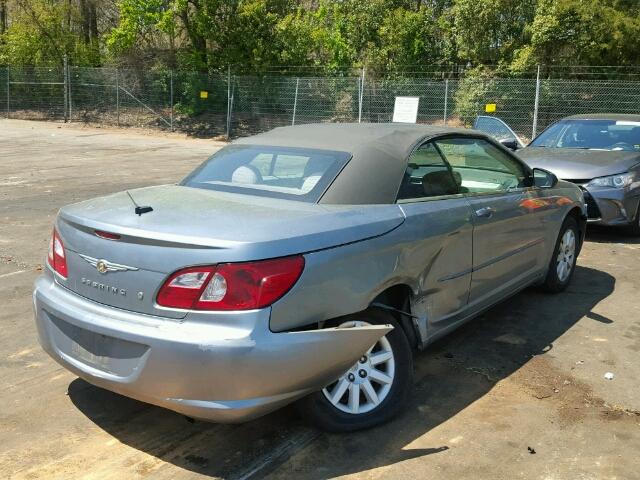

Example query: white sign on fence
[392,96,420,123]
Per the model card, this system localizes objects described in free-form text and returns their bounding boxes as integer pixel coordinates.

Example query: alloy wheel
[322,320,396,414]
[556,229,576,282]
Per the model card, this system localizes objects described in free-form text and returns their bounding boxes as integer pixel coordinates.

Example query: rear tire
[299,308,413,432]
[541,215,579,293]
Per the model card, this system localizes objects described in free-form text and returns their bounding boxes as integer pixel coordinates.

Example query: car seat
[231,165,262,184]
[422,170,459,196]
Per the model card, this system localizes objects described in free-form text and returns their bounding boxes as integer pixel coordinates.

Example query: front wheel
[626,204,640,236]
[299,308,413,432]
[541,215,579,293]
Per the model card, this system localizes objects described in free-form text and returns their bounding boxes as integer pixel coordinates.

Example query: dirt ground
[1,119,639,480]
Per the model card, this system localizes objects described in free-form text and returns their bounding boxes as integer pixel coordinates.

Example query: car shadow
[68,265,614,479]
[585,225,640,244]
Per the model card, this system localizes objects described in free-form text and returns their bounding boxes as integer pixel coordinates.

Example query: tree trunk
[178,6,208,69]
[88,0,98,43]
[79,0,90,43]
[77,0,99,44]
[0,0,7,35]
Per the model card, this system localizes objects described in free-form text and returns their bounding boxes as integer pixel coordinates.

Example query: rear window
[181,145,351,202]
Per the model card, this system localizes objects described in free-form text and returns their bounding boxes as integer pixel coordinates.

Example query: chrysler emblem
[79,254,139,274]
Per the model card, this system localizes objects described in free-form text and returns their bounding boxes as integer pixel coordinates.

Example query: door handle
[475,207,495,218]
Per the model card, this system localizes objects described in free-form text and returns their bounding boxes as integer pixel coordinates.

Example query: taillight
[156,256,305,311]
[47,228,68,278]
[156,266,216,310]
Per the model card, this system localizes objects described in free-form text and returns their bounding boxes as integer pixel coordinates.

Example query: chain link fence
[1,65,639,140]
[0,67,6,117]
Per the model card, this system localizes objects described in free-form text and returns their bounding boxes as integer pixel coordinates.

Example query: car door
[395,141,474,336]
[473,116,525,149]
[434,136,547,309]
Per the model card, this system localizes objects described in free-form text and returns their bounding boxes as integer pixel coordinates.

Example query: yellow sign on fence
[485,103,496,113]
[200,91,209,99]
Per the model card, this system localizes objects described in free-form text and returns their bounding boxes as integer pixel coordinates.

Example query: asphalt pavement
[1,119,638,480]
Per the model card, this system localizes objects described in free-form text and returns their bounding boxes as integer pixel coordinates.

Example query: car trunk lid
[55,185,404,318]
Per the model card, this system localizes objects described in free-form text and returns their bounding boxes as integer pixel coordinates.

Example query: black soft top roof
[235,123,469,160]
[234,123,487,204]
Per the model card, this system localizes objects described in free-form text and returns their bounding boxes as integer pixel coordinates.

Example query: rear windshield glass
[531,119,640,151]
[181,145,351,202]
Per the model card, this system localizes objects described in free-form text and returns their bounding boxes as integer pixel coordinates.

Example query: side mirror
[499,138,520,151]
[532,167,558,188]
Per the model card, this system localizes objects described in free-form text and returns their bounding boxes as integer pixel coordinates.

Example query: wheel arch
[368,283,420,350]
[566,205,586,254]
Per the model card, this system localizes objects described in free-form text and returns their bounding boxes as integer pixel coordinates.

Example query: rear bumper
[34,273,389,422]
[583,185,640,226]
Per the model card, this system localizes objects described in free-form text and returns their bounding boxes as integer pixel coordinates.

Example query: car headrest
[451,170,462,187]
[231,165,262,184]
[422,170,459,197]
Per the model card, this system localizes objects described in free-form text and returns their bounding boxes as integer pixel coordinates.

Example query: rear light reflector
[47,228,68,278]
[95,230,121,241]
[156,256,305,311]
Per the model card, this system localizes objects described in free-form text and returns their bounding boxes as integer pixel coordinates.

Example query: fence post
[6,66,9,119]
[226,66,231,139]
[67,57,73,121]
[230,76,235,136]
[291,77,299,126]
[169,70,174,132]
[532,64,541,139]
[63,55,69,122]
[358,67,365,123]
[443,79,449,125]
[115,67,120,127]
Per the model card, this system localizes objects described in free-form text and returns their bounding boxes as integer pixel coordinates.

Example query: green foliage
[453,66,496,125]
[512,0,640,70]
[276,1,364,72]
[172,72,227,117]
[2,0,640,73]
[0,1,101,66]
[107,0,175,55]
[365,7,440,75]
[451,0,535,65]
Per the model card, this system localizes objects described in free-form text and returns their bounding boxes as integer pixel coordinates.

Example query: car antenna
[126,191,153,216]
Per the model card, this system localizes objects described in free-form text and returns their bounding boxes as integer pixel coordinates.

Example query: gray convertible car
[475,114,640,234]
[34,123,586,431]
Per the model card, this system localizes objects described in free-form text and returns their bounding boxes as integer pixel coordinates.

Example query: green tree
[364,7,443,75]
[450,0,535,66]
[3,0,640,74]
[511,0,640,71]
[0,0,106,66]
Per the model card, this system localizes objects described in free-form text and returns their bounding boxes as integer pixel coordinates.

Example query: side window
[435,137,528,194]
[397,142,460,201]
[473,116,520,144]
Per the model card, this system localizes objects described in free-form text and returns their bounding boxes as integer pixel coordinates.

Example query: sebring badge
[78,254,139,274]
[81,277,127,296]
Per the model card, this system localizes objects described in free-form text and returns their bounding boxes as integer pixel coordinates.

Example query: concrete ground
[1,119,638,480]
